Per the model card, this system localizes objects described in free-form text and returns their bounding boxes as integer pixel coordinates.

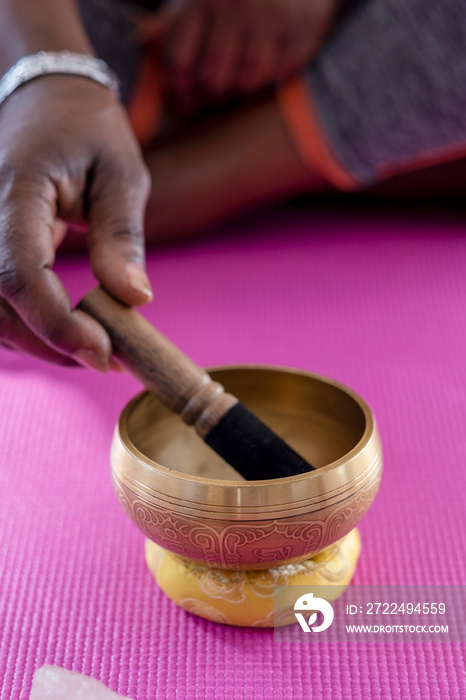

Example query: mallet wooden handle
[79,286,314,479]
[78,287,238,438]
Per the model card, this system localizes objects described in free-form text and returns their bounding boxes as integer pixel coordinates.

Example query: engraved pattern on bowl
[111,366,382,570]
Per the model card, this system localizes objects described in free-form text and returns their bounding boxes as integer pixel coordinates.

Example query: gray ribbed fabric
[308,0,466,185]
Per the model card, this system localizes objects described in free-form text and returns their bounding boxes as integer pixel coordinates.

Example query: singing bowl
[111,366,382,570]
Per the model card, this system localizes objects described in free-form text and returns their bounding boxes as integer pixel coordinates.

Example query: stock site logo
[294,593,334,633]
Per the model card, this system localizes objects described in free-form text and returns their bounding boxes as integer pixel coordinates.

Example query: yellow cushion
[145,527,360,627]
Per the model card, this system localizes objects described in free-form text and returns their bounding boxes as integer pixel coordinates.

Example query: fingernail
[74,349,109,373]
[126,262,153,301]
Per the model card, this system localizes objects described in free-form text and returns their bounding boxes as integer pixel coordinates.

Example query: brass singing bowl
[111,366,382,570]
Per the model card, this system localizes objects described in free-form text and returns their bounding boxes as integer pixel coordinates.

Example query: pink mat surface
[1,207,465,699]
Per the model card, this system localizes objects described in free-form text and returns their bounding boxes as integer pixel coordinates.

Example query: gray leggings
[307,0,466,186]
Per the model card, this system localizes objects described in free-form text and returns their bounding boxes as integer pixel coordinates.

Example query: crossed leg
[143,96,329,245]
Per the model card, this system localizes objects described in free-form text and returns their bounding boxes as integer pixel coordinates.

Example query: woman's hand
[161,0,339,105]
[0,75,152,370]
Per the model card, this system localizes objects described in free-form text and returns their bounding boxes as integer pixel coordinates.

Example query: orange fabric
[127,42,164,148]
[278,76,466,190]
[277,77,358,191]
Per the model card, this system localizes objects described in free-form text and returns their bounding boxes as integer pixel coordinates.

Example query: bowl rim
[117,364,376,488]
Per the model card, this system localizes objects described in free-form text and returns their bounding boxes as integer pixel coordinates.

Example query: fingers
[0,298,77,365]
[160,0,339,103]
[164,6,206,104]
[0,173,113,370]
[275,38,315,83]
[197,15,243,98]
[164,7,280,102]
[86,150,153,307]
[237,37,279,93]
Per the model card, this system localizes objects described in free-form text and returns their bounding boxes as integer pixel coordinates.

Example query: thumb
[87,155,153,307]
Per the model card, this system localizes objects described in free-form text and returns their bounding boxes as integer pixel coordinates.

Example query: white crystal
[30,666,131,700]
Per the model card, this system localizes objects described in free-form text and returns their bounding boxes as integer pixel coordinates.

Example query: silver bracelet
[0,50,120,106]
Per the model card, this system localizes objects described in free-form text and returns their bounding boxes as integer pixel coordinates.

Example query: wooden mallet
[78,287,315,480]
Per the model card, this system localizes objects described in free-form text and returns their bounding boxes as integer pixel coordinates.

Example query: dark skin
[159,0,338,107]
[0,75,156,370]
[143,96,328,245]
[0,0,154,371]
[0,0,338,370]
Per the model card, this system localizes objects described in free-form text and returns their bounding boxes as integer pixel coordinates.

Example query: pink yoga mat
[1,206,465,698]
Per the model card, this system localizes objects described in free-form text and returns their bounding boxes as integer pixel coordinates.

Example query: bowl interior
[125,367,367,481]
